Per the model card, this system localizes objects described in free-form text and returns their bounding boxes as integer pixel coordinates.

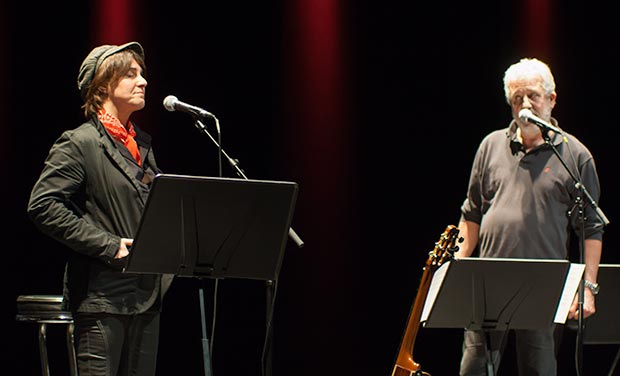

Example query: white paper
[421,261,451,323]
[554,263,585,324]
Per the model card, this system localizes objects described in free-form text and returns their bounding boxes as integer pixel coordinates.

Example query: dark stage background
[3,1,620,375]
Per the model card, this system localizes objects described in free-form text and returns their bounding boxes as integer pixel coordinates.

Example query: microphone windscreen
[518,108,533,119]
[163,95,178,112]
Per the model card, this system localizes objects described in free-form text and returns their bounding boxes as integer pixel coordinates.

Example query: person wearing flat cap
[27,42,173,376]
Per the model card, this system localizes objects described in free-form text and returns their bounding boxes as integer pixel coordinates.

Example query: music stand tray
[421,258,584,331]
[123,173,299,281]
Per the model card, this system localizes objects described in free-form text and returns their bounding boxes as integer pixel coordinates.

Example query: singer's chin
[130,99,146,111]
[520,123,539,136]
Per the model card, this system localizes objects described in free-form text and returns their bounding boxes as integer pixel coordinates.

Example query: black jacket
[27,117,173,314]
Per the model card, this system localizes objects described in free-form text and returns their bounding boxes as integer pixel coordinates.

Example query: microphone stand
[192,115,221,376]
[540,129,610,376]
[192,118,305,248]
[192,116,305,376]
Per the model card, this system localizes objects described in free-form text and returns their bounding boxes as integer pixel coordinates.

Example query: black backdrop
[3,1,619,375]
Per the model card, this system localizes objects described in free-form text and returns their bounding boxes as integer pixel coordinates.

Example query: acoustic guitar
[391,224,462,376]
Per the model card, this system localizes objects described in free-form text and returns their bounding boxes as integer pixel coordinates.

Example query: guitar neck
[390,225,460,376]
[391,262,435,375]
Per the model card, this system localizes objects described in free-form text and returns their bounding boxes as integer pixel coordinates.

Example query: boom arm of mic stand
[194,119,305,248]
[574,182,610,226]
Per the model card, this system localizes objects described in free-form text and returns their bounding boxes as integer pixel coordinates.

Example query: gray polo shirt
[461,120,604,259]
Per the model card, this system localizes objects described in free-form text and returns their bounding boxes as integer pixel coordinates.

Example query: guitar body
[390,225,461,376]
[392,362,422,376]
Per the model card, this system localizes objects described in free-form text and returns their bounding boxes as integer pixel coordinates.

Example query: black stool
[16,295,78,376]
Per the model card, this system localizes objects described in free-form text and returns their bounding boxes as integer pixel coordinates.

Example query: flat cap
[77,41,144,99]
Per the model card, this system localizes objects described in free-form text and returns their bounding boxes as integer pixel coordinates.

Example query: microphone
[163,95,215,120]
[518,108,563,134]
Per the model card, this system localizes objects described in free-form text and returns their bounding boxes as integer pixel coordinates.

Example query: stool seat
[16,295,78,376]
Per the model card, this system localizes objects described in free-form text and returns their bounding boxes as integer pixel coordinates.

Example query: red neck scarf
[98,110,142,166]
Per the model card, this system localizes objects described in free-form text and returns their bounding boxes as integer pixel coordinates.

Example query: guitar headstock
[428,224,462,267]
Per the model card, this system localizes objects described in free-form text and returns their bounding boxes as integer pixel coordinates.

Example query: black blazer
[27,117,173,314]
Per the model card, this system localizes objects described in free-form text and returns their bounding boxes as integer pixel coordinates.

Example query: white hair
[503,58,556,104]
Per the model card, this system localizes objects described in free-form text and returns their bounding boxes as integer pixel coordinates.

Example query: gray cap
[77,41,145,99]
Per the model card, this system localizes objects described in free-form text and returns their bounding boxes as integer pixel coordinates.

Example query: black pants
[74,312,161,376]
[459,326,558,376]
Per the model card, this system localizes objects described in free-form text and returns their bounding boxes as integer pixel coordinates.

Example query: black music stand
[568,264,620,374]
[420,257,582,375]
[123,173,299,376]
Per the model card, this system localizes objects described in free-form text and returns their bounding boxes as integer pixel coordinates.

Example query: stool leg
[38,323,50,376]
[66,322,78,376]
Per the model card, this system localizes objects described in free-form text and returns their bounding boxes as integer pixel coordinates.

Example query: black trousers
[459,326,558,376]
[74,311,161,376]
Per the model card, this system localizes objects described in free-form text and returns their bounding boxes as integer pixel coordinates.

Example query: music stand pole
[263,280,275,375]
[610,348,620,376]
[199,288,213,376]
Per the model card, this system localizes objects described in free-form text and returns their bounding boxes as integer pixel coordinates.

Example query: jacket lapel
[94,119,147,205]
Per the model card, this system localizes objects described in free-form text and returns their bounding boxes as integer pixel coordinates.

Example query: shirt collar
[506,117,564,147]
